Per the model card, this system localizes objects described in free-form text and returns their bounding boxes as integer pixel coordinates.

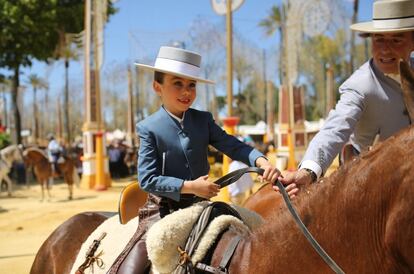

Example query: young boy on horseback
[109,46,281,273]
[47,134,63,179]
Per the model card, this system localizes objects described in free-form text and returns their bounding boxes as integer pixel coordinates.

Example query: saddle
[118,182,148,224]
[95,168,264,274]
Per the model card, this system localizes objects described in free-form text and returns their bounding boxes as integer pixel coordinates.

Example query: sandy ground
[0,175,233,274]
[0,178,134,274]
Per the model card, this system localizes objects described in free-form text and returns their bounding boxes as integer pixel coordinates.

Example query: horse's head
[0,145,24,165]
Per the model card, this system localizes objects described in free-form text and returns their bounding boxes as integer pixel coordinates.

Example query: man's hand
[280,169,314,186]
[272,169,314,199]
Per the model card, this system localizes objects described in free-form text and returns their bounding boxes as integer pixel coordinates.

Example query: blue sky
[7,0,374,102]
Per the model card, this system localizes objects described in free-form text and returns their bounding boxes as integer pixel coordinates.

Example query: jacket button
[185,163,189,168]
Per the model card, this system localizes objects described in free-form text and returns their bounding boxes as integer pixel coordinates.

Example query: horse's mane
[254,126,414,247]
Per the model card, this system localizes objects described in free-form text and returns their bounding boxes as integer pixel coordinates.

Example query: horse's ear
[399,59,414,122]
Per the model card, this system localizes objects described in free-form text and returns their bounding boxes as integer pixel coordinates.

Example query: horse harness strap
[107,194,161,274]
[75,232,107,274]
[193,167,265,204]
[218,235,241,270]
[213,167,263,188]
[275,180,345,274]
[194,235,242,274]
[174,202,242,274]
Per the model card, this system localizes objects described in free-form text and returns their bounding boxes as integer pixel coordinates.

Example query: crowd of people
[108,140,137,179]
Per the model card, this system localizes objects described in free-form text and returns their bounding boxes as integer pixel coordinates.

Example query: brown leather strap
[218,235,241,271]
[106,219,149,274]
[107,195,160,274]
[76,232,107,274]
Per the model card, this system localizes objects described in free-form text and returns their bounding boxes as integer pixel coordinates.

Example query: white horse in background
[0,144,24,197]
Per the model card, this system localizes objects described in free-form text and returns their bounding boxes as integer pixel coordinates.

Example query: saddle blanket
[147,201,263,274]
[70,214,138,274]
[70,203,263,274]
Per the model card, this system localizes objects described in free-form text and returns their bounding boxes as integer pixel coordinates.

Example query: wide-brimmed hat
[350,0,414,33]
[134,46,214,84]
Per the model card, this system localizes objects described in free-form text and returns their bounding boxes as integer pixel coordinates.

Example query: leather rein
[199,167,345,274]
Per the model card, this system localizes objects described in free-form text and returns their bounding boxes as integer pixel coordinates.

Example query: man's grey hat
[350,0,414,33]
[134,46,214,84]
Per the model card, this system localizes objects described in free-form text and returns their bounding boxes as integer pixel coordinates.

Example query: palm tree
[27,74,48,143]
[0,76,11,129]
[349,0,359,74]
[56,33,81,145]
[259,4,286,85]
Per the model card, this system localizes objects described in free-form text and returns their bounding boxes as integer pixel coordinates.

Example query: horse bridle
[208,167,345,274]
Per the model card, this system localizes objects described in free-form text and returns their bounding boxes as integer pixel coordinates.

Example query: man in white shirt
[47,135,63,177]
[275,0,414,190]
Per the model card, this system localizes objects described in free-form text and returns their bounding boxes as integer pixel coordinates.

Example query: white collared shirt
[164,107,186,129]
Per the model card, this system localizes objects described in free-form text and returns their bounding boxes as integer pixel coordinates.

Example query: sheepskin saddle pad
[70,214,139,274]
[147,201,263,274]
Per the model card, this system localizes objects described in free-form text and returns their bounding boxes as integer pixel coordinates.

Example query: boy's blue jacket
[137,107,264,202]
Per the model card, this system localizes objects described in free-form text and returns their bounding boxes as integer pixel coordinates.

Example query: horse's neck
[30,150,48,162]
[0,157,12,168]
[0,147,16,166]
[244,154,406,272]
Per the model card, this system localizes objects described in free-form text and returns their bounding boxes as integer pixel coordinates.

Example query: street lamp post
[226,0,233,117]
[211,0,244,202]
[81,0,111,190]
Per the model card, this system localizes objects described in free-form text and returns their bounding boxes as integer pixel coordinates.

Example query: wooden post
[220,116,240,203]
[94,131,107,190]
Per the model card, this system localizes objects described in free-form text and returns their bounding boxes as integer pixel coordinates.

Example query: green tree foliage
[27,74,48,141]
[300,31,348,120]
[0,132,11,149]
[300,31,370,120]
[0,1,58,144]
[259,5,285,85]
[0,0,116,144]
[234,76,279,125]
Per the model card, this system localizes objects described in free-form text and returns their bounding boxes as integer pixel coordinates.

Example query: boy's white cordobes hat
[134,46,215,84]
[350,0,414,33]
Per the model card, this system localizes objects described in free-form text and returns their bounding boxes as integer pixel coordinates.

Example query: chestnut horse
[209,125,414,273]
[23,147,79,201]
[31,62,414,274]
[30,212,116,274]
[243,183,283,219]
[31,126,414,274]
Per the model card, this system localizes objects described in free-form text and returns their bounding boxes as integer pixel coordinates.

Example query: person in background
[228,158,254,205]
[108,140,122,179]
[47,134,63,185]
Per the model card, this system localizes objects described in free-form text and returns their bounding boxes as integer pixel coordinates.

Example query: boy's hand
[255,157,281,185]
[182,175,220,199]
